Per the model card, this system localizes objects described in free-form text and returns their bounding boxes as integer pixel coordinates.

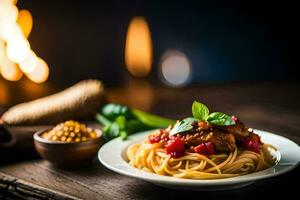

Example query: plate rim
[98,129,300,186]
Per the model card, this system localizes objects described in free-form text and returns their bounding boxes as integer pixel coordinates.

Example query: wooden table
[1,82,300,199]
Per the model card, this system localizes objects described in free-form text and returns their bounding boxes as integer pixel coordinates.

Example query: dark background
[16,0,299,86]
[1,2,300,198]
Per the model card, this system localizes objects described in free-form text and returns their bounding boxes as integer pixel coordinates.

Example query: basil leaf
[115,116,126,129]
[101,104,133,121]
[170,117,197,135]
[206,112,235,126]
[104,122,120,139]
[192,101,209,121]
[95,113,112,126]
[132,109,175,128]
[120,130,128,140]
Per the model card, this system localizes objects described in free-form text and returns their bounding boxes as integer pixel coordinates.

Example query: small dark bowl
[33,128,103,166]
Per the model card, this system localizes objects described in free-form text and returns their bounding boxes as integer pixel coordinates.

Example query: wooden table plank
[1,82,300,199]
[0,172,79,200]
[1,160,299,200]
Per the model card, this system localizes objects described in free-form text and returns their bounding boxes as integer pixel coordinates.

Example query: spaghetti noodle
[127,101,278,179]
[127,139,277,179]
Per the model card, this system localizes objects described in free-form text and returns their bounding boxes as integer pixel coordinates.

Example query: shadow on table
[131,165,300,200]
[46,158,299,199]
[0,148,39,165]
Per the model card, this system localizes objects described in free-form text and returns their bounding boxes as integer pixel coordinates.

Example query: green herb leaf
[120,130,128,140]
[101,104,133,121]
[132,109,175,128]
[192,101,209,121]
[95,113,112,126]
[170,117,197,135]
[115,116,126,129]
[206,112,235,126]
[104,122,120,139]
[126,119,150,134]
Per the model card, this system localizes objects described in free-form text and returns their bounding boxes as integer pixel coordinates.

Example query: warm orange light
[19,50,37,73]
[0,40,5,65]
[17,9,33,38]
[0,23,22,42]
[125,17,152,77]
[0,2,18,24]
[26,57,49,83]
[6,34,30,63]
[0,80,9,105]
[0,55,23,81]
[0,0,17,4]
[0,0,49,84]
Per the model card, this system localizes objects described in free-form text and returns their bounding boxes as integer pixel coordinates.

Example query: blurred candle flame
[26,57,49,83]
[0,2,18,26]
[0,0,49,83]
[0,53,23,81]
[0,40,5,65]
[6,34,30,63]
[125,17,152,77]
[17,9,33,38]
[19,50,37,73]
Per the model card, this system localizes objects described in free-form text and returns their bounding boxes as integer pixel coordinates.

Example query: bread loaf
[1,79,104,125]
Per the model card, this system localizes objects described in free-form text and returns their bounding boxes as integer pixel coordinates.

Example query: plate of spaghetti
[98,101,300,190]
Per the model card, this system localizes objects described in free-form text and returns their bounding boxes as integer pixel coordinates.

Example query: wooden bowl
[33,128,103,166]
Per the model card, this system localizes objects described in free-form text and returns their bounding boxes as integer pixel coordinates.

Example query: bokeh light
[0,23,22,42]
[0,2,18,25]
[26,57,49,83]
[17,9,33,38]
[0,0,49,83]
[19,50,37,73]
[0,40,5,65]
[6,34,30,63]
[159,50,192,87]
[0,54,23,81]
[125,17,152,77]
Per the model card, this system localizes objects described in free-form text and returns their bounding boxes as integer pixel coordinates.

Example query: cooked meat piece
[216,116,250,141]
[210,130,236,152]
[182,130,236,152]
[182,131,209,147]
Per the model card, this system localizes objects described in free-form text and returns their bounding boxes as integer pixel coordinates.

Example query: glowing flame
[0,0,49,83]
[26,57,49,83]
[0,40,5,65]
[0,2,18,25]
[19,50,37,73]
[125,17,152,77]
[0,54,23,81]
[6,34,30,63]
[0,0,17,4]
[17,9,33,38]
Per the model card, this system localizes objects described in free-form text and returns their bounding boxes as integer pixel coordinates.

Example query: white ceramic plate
[98,129,300,191]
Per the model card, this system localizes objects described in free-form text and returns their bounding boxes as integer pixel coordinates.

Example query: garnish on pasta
[127,101,278,179]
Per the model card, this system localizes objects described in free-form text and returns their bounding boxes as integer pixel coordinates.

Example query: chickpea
[75,138,80,142]
[61,136,66,141]
[70,132,75,138]
[90,132,97,139]
[52,136,58,141]
[42,120,98,142]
